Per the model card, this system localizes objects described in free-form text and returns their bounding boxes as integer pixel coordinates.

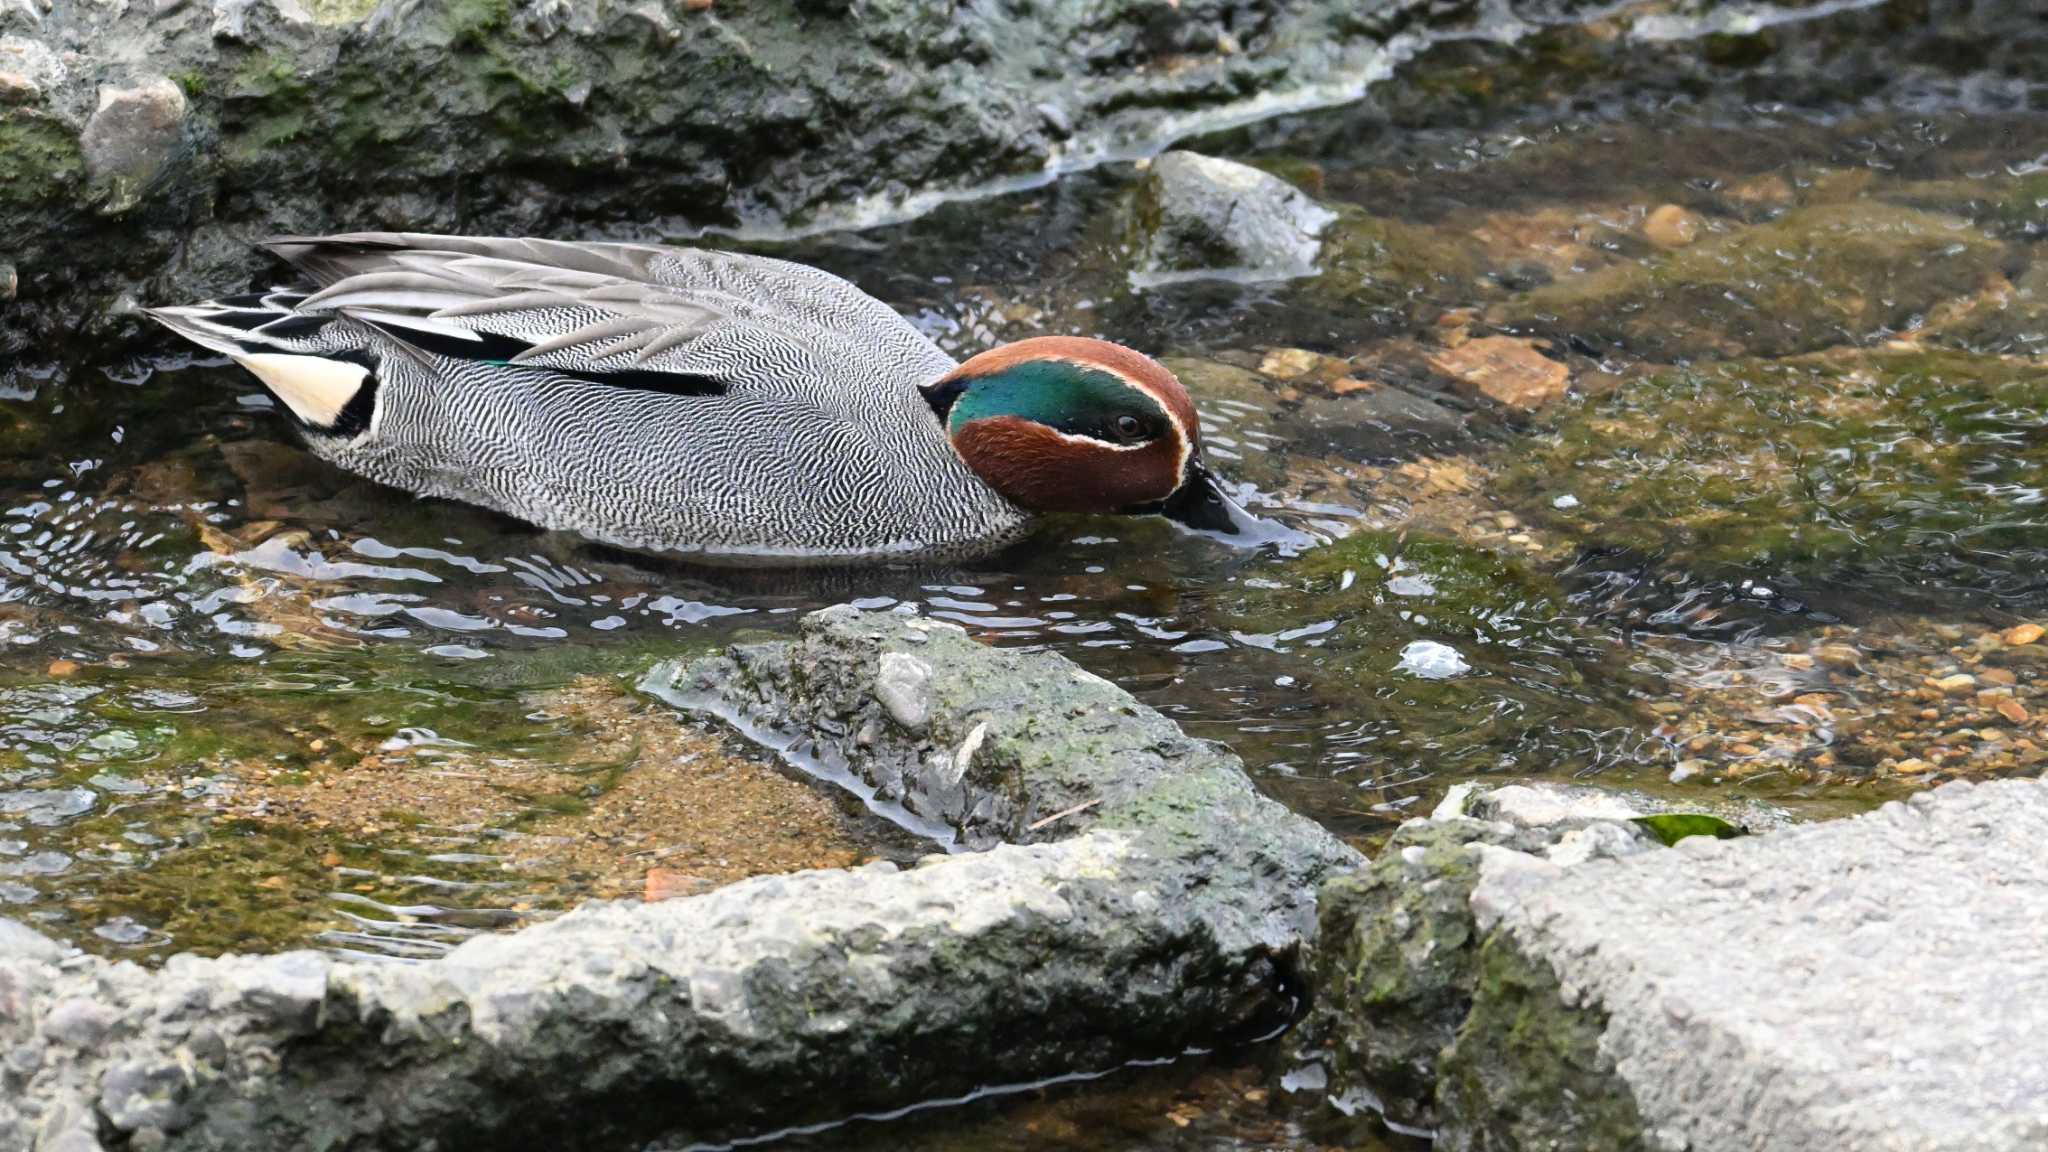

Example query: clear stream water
[3,6,2046,1148]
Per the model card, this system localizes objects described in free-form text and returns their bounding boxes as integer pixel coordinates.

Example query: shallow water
[3,5,2047,1146]
[6,21,2048,962]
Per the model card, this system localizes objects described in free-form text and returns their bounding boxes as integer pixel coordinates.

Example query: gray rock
[1130,151,1338,286]
[0,0,1458,353]
[0,916,64,963]
[873,650,932,733]
[1307,801,1657,1129]
[1311,819,1501,1127]
[0,608,1358,1150]
[0,34,59,103]
[1314,781,2048,1146]
[1467,782,1644,827]
[1441,779,1794,836]
[1449,778,2048,1151]
[80,77,187,214]
[0,789,93,825]
[31,1095,103,1152]
[39,998,114,1048]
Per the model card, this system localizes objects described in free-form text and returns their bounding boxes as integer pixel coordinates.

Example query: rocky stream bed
[2,0,2047,1147]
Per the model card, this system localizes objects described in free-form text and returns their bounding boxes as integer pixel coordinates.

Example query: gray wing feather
[266,232,959,408]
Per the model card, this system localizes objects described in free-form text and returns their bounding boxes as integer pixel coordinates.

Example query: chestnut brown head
[922,336,1254,533]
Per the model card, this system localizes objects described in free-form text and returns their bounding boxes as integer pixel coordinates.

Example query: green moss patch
[1313,821,1492,1124]
[0,114,85,208]
[1499,202,2009,360]
[1500,347,2048,603]
[1438,933,1648,1150]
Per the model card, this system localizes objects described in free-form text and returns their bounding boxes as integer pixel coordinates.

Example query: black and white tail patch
[145,296,378,438]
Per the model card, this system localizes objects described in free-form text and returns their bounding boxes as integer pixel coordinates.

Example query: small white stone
[1431,781,1482,820]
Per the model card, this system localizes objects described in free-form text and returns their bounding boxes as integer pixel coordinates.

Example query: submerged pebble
[92,916,149,944]
[1397,641,1471,680]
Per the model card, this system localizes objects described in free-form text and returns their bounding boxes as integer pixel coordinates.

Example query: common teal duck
[148,233,1268,566]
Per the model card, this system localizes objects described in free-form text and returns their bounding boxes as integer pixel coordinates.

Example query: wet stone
[0,790,93,825]
[80,77,187,214]
[1424,336,1570,414]
[1130,151,1337,286]
[874,651,933,733]
[0,607,1356,1151]
[0,36,61,101]
[4,853,71,877]
[1641,203,1703,249]
[91,917,148,945]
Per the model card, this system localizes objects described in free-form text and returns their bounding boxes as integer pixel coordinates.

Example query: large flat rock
[1467,778,2048,1152]
[0,607,1357,1151]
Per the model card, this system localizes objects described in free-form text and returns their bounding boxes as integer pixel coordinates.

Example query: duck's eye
[1113,414,1144,442]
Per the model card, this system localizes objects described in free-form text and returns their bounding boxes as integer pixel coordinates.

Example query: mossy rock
[1308,205,1490,314]
[1879,171,2048,241]
[1498,347,2048,604]
[1932,258,2048,357]
[1314,821,1493,1126]
[1437,932,1649,1151]
[1496,202,2009,360]
[0,112,86,216]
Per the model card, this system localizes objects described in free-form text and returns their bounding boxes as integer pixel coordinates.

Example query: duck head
[923,336,1263,536]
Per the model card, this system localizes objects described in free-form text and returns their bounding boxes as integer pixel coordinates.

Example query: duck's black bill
[1138,463,1318,550]
[1156,463,1257,534]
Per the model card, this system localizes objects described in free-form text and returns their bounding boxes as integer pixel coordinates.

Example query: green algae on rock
[1494,202,2009,360]
[1312,821,1494,1127]
[1436,932,1650,1152]
[0,607,1364,1151]
[0,0,1471,357]
[1500,347,2048,606]
[1310,205,1489,318]
[1307,785,1670,1137]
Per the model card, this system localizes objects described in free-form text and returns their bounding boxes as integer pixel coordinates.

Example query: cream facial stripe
[1046,356,1195,476]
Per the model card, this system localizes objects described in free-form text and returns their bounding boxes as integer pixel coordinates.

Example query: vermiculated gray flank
[155,235,1030,566]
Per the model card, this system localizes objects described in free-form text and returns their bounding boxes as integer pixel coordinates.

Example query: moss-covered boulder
[1435,933,1650,1152]
[1310,785,1670,1132]
[1313,821,1496,1127]
[0,0,1476,357]
[1311,205,1490,317]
